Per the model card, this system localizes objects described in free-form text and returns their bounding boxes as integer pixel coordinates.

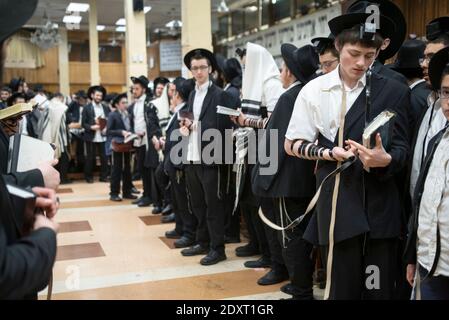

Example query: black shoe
[280,283,295,296]
[152,206,163,214]
[165,229,181,239]
[174,236,195,248]
[132,197,144,205]
[235,244,260,257]
[200,250,227,266]
[99,177,110,182]
[161,212,175,223]
[136,198,152,207]
[123,194,138,200]
[110,195,122,202]
[131,187,140,194]
[86,178,94,184]
[257,269,289,286]
[181,244,209,257]
[161,204,173,216]
[224,236,241,244]
[244,257,271,269]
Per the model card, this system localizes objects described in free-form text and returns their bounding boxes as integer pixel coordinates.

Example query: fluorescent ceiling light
[116,26,126,32]
[67,3,90,12]
[246,6,258,12]
[144,6,152,13]
[217,0,229,13]
[96,25,105,31]
[63,15,82,24]
[116,18,126,26]
[166,20,182,28]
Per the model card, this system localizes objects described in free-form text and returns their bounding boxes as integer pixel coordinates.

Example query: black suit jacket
[107,110,132,143]
[0,176,56,299]
[304,73,411,246]
[410,81,431,134]
[186,83,235,165]
[67,101,82,123]
[251,83,316,198]
[372,60,408,86]
[81,103,110,142]
[164,104,189,173]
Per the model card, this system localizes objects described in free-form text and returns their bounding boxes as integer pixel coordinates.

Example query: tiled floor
[39,180,323,300]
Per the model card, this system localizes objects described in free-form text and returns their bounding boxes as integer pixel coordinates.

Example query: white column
[58,28,70,96]
[89,0,100,85]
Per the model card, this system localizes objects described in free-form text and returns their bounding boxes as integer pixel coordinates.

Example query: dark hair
[430,33,449,47]
[52,92,64,100]
[400,68,424,80]
[336,27,384,50]
[1,86,11,93]
[191,52,211,66]
[321,42,339,58]
[441,64,449,87]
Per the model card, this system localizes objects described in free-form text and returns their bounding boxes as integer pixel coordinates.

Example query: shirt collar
[196,81,210,92]
[137,94,146,103]
[286,81,301,90]
[410,79,426,90]
[175,102,185,113]
[325,65,366,91]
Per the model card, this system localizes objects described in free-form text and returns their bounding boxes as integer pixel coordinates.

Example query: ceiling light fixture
[144,6,152,14]
[66,2,90,12]
[115,18,126,26]
[217,0,229,13]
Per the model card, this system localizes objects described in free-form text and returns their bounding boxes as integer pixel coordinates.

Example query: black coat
[67,101,82,123]
[185,83,235,165]
[304,72,411,246]
[251,83,316,198]
[128,96,162,169]
[372,60,408,86]
[410,81,431,134]
[0,176,56,299]
[106,110,132,144]
[81,103,110,142]
[164,104,189,174]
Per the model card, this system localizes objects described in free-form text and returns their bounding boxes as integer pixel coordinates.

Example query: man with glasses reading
[178,49,235,265]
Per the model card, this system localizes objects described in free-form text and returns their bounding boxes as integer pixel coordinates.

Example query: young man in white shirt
[284,11,410,299]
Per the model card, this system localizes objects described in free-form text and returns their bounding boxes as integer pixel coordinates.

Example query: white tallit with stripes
[152,84,171,130]
[233,42,284,211]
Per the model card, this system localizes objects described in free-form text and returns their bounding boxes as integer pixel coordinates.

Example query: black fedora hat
[87,85,107,100]
[175,78,195,101]
[426,17,449,41]
[281,44,319,84]
[311,34,335,54]
[76,90,88,99]
[428,46,449,91]
[329,12,396,42]
[153,77,170,88]
[0,0,38,44]
[131,75,150,88]
[391,39,425,71]
[218,58,242,83]
[183,48,218,72]
[348,0,406,61]
[111,93,128,107]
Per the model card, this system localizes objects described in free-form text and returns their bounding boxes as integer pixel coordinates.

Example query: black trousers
[224,165,240,239]
[273,196,314,299]
[71,135,85,172]
[110,151,132,196]
[137,146,160,205]
[85,141,108,180]
[56,152,70,182]
[259,197,286,272]
[321,235,399,300]
[185,164,226,253]
[169,169,197,239]
[156,162,171,206]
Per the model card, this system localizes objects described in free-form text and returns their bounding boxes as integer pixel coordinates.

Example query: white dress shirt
[187,81,210,162]
[92,102,106,143]
[286,66,366,142]
[417,130,449,276]
[134,94,147,147]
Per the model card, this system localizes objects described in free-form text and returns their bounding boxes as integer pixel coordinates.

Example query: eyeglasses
[439,88,449,100]
[190,65,209,72]
[419,54,434,65]
[319,59,338,69]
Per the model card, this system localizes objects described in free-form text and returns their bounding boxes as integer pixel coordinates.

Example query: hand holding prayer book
[362,110,396,150]
[216,105,240,117]
[98,117,107,131]
[0,102,35,121]
[124,133,139,144]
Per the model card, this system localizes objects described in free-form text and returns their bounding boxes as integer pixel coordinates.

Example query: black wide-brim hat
[131,75,150,88]
[153,77,170,88]
[390,39,426,71]
[217,56,242,82]
[281,44,319,84]
[0,0,38,44]
[87,85,107,99]
[429,46,449,91]
[175,78,195,101]
[183,48,218,73]
[347,0,406,61]
[311,34,335,54]
[426,17,449,41]
[329,12,396,43]
[112,93,128,107]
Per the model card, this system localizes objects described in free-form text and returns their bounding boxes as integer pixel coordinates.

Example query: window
[273,0,291,21]
[99,46,122,63]
[244,5,259,31]
[231,10,245,35]
[69,42,122,62]
[218,15,229,38]
[69,42,90,62]
[296,0,315,16]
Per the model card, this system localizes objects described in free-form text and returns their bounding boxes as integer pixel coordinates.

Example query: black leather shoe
[224,236,241,244]
[99,177,110,182]
[123,194,138,200]
[280,283,295,296]
[174,236,195,248]
[152,206,163,214]
[244,257,271,269]
[132,197,144,205]
[131,187,140,194]
[235,244,260,257]
[137,198,152,207]
[161,204,173,216]
[86,178,94,184]
[200,250,227,266]
[110,195,122,202]
[181,244,209,256]
[161,212,175,223]
[257,269,289,286]
[165,229,181,239]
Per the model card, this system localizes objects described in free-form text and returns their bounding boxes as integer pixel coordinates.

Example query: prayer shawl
[38,98,68,159]
[152,84,171,131]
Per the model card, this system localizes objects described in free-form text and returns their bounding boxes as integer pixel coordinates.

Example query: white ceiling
[25,0,244,33]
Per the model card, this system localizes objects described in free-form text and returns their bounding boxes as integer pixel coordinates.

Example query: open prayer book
[362,110,396,150]
[216,105,240,117]
[0,102,34,121]
[7,134,56,173]
[124,133,139,144]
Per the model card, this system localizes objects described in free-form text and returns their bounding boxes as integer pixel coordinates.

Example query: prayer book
[362,110,396,150]
[216,105,240,117]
